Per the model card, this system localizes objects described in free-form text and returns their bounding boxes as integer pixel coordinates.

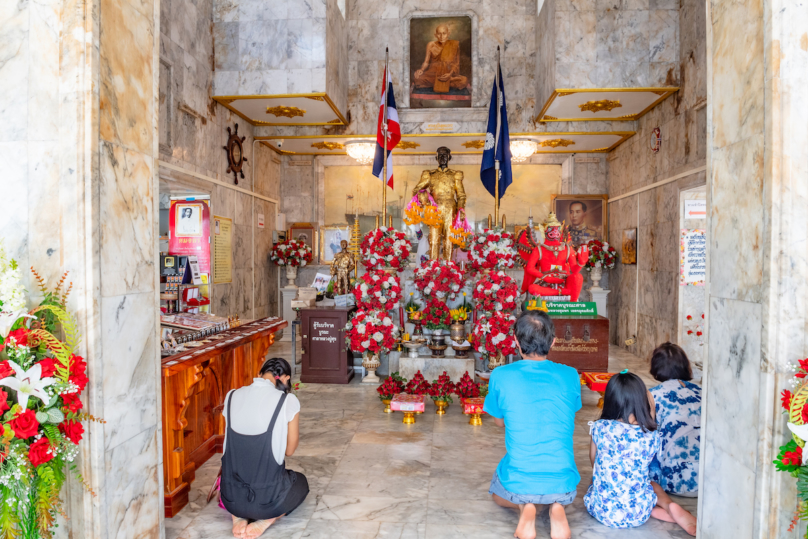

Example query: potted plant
[422,299,451,336]
[270,238,313,287]
[344,309,399,384]
[471,311,518,370]
[583,239,618,290]
[377,373,406,413]
[428,372,456,415]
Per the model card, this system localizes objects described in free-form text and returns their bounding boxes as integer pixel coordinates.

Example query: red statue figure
[516,212,589,301]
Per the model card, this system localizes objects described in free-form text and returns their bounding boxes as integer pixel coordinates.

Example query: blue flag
[480,65,512,199]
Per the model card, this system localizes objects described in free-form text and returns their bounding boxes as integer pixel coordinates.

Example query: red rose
[28,437,54,467]
[59,419,84,444]
[62,392,83,413]
[10,410,40,439]
[0,361,12,379]
[37,357,58,378]
[6,329,29,347]
[0,389,8,415]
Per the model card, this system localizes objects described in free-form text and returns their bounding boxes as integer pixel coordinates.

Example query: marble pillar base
[589,287,610,318]
[398,355,475,383]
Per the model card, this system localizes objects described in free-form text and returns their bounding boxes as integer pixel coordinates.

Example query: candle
[399,306,405,327]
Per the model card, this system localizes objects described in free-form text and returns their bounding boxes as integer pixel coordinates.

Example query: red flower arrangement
[427,372,456,403]
[468,228,515,273]
[377,375,406,401]
[353,271,401,311]
[584,239,617,270]
[270,238,313,267]
[471,311,517,358]
[413,260,465,300]
[422,299,452,330]
[360,227,412,272]
[404,371,430,395]
[343,309,399,355]
[455,371,480,400]
[473,271,518,313]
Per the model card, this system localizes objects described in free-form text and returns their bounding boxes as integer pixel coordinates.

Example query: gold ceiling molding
[540,139,575,148]
[305,96,325,101]
[592,147,610,152]
[311,141,344,150]
[579,100,622,113]
[327,118,342,124]
[266,105,306,118]
[543,115,558,121]
[396,141,421,150]
[557,91,575,97]
[210,93,348,126]
[535,87,679,123]
[462,140,485,149]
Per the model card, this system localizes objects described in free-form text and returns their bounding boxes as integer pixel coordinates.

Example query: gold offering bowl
[434,399,449,415]
[467,412,483,426]
[402,411,416,424]
[382,399,393,413]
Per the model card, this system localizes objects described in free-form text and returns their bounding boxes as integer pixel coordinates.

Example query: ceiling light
[345,141,376,165]
[510,139,538,162]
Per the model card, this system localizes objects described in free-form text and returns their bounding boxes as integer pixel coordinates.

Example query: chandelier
[510,139,538,162]
[345,141,376,164]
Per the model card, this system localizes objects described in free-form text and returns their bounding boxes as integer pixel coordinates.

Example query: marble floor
[166,344,698,539]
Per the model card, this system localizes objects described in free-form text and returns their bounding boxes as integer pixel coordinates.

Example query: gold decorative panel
[266,106,306,118]
[311,141,344,150]
[396,141,421,150]
[462,140,485,149]
[304,96,325,101]
[540,139,575,148]
[536,88,679,122]
[579,100,622,113]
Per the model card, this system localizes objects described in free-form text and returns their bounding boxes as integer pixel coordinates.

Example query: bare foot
[651,507,675,523]
[243,518,278,539]
[549,503,571,539]
[669,503,697,536]
[514,503,537,539]
[231,516,248,538]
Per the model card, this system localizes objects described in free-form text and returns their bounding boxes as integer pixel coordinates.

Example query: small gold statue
[330,239,355,296]
[413,147,466,260]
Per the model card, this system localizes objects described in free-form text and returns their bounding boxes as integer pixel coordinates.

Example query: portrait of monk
[413,24,468,93]
[410,17,472,108]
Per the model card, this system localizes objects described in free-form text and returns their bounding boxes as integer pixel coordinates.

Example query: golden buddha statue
[330,240,355,295]
[412,147,467,260]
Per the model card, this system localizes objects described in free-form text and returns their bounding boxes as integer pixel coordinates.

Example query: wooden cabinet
[547,315,609,372]
[300,307,355,384]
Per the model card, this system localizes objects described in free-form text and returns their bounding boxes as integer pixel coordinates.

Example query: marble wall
[604,0,706,360]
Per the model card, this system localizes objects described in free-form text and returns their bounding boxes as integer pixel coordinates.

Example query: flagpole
[493,46,501,226]
[382,48,389,227]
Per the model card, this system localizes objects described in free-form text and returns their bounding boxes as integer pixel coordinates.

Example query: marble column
[699,0,808,536]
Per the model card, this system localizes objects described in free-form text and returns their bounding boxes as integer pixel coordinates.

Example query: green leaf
[46,409,64,424]
[35,412,49,424]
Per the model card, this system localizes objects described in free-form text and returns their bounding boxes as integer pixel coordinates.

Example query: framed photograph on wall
[409,16,473,109]
[622,228,637,265]
[551,194,608,248]
[320,225,351,265]
[288,222,317,258]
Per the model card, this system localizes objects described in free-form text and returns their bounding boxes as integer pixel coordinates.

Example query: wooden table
[299,306,355,384]
[161,317,287,517]
[547,315,609,372]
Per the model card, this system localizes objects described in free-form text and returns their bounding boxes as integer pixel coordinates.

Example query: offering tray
[428,344,448,358]
[403,341,424,359]
[452,344,471,358]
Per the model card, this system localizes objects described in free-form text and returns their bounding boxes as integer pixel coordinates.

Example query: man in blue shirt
[484,310,581,539]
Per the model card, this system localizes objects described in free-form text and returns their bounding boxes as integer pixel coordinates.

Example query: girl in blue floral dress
[584,371,697,535]
[648,342,701,496]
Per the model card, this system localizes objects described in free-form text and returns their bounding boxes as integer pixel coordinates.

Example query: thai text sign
[680,229,706,286]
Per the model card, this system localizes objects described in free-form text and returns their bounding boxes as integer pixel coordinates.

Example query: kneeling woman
[221,358,309,538]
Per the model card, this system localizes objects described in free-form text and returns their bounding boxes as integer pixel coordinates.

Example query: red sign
[168,200,211,274]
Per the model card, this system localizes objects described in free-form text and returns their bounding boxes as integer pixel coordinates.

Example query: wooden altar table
[161,317,288,517]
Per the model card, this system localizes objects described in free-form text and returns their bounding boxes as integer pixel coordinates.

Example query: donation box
[546,315,609,372]
[300,306,355,384]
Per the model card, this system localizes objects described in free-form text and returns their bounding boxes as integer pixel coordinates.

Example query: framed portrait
[551,194,608,248]
[288,222,316,256]
[409,16,473,109]
[622,229,637,265]
[174,203,203,237]
[320,225,351,265]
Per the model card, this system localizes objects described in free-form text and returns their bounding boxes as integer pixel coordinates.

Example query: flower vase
[286,265,298,288]
[411,318,424,337]
[361,352,381,384]
[434,399,449,415]
[487,352,505,370]
[590,265,603,291]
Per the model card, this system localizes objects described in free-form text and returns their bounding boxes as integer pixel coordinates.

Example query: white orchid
[0,361,56,410]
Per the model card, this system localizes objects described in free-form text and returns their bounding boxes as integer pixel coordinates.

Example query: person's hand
[438,74,450,82]
[414,69,424,79]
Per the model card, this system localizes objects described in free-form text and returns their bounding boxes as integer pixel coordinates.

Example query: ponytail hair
[259,357,292,394]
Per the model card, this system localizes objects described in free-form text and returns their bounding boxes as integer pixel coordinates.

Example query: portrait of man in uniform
[551,195,607,248]
[409,16,472,108]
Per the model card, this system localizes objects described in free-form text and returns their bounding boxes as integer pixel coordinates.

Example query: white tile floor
[166,344,698,539]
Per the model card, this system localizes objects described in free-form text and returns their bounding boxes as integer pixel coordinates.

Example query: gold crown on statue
[543,212,563,228]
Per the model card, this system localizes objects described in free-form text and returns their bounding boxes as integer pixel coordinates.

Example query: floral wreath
[413,260,465,301]
[473,271,518,313]
[422,299,452,330]
[775,359,808,534]
[468,228,515,273]
[360,227,412,272]
[471,311,517,358]
[584,239,618,271]
[270,239,313,267]
[343,309,399,355]
[353,271,401,311]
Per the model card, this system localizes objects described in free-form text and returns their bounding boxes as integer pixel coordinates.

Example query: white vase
[590,265,603,291]
[361,353,381,384]
[286,265,298,288]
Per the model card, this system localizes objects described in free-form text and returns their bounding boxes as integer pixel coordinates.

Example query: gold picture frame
[319,225,351,265]
[288,222,317,260]
[551,194,609,247]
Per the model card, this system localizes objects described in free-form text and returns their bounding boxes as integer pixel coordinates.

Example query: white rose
[506,295,514,302]
[379,297,387,303]
[360,283,369,292]
[373,331,383,341]
[383,317,392,326]
[451,284,459,291]
[372,275,380,282]
[362,340,371,348]
[357,326,366,334]
[375,291,382,297]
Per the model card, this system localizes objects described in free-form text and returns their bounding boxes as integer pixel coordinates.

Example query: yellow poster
[213,215,232,284]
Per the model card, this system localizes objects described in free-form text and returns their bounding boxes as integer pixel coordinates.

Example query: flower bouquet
[473,270,519,314]
[428,373,456,414]
[455,371,481,402]
[471,311,518,359]
[404,371,430,395]
[344,309,399,355]
[468,228,515,273]
[377,374,406,413]
[360,227,412,272]
[270,238,313,267]
[584,239,618,270]
[353,271,401,311]
[413,260,465,301]
[422,299,452,331]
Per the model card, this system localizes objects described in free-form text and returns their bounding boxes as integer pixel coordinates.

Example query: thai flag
[372,68,401,188]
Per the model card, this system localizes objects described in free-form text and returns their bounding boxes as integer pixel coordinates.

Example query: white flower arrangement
[0,240,26,313]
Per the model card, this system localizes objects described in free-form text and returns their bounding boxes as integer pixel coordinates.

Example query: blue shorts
[488,471,576,506]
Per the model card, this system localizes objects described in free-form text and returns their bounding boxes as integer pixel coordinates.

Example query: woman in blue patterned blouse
[648,342,701,497]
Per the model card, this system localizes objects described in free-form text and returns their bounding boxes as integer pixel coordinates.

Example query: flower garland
[775,359,808,536]
[270,239,313,267]
[427,372,456,403]
[473,271,518,313]
[468,228,515,273]
[412,260,465,301]
[344,309,399,355]
[422,299,452,330]
[471,311,517,358]
[360,227,412,272]
[353,271,401,311]
[584,239,618,270]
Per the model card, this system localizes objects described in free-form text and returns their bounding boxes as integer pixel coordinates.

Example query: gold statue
[413,147,466,260]
[330,239,355,295]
